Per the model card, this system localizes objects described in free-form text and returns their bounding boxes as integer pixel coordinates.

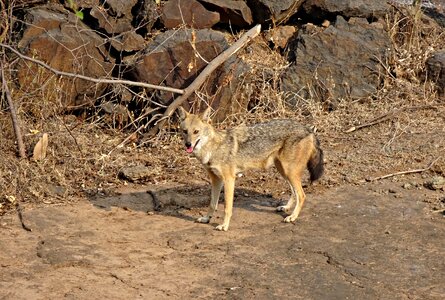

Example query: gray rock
[303,0,389,19]
[281,16,391,108]
[424,176,445,191]
[119,166,153,182]
[426,50,445,98]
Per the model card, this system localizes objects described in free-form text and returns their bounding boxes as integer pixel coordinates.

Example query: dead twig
[16,202,32,232]
[367,157,440,182]
[0,43,185,95]
[146,24,262,138]
[1,61,27,158]
[345,105,437,133]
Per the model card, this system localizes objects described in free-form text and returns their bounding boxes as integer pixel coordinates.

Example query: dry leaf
[33,133,48,161]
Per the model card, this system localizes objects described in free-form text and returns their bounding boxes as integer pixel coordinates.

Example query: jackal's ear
[177,106,188,120]
[201,106,212,122]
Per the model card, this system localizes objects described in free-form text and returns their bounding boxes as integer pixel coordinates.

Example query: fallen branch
[367,157,440,182]
[146,24,262,138]
[1,61,27,158]
[345,105,437,133]
[0,42,184,95]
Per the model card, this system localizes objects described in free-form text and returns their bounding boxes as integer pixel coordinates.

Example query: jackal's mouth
[186,139,200,153]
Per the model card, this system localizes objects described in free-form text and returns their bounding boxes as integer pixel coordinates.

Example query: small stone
[424,176,445,191]
[402,183,412,189]
[265,25,297,49]
[322,20,330,27]
[119,165,153,182]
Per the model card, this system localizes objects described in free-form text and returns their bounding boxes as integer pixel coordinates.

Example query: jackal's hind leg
[276,181,296,214]
[275,160,296,214]
[283,179,306,223]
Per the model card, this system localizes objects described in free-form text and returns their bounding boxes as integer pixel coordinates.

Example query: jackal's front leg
[215,176,235,231]
[196,171,223,224]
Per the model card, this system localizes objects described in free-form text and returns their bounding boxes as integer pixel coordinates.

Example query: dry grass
[1,6,445,214]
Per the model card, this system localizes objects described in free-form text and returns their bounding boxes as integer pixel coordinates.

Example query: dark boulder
[281,16,391,108]
[161,0,220,29]
[247,0,305,24]
[68,0,138,34]
[265,25,297,49]
[127,28,250,122]
[426,50,445,97]
[199,0,253,27]
[17,4,114,109]
[109,31,146,52]
[303,0,389,19]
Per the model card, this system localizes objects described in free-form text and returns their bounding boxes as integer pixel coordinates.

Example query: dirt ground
[1,106,444,299]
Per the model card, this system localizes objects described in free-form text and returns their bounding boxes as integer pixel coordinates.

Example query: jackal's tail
[307,137,324,182]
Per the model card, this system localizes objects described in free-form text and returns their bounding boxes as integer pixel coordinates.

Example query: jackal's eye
[193,129,199,134]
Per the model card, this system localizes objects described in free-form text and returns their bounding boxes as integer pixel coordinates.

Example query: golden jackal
[178,107,324,231]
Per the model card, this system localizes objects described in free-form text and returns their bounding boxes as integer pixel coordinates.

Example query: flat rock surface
[1,183,443,299]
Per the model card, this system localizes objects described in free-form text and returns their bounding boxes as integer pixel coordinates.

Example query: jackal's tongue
[186,146,193,153]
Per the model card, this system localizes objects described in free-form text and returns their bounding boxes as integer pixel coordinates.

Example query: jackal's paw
[196,216,211,223]
[276,206,290,213]
[215,224,229,231]
[283,215,297,223]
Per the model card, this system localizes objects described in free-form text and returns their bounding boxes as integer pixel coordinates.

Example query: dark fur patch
[308,138,324,182]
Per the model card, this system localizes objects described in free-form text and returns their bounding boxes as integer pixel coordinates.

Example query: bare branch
[345,105,438,133]
[1,61,27,159]
[367,157,440,182]
[0,43,185,94]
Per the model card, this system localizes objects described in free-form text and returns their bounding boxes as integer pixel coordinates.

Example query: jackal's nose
[185,142,192,148]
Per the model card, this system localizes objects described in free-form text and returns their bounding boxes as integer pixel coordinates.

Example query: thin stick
[16,202,32,232]
[367,157,440,181]
[345,105,437,133]
[146,24,262,137]
[0,43,185,95]
[57,115,82,153]
[1,62,27,158]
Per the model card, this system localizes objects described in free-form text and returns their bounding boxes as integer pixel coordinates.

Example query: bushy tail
[307,137,324,182]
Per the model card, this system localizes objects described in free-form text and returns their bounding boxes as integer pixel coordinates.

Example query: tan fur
[178,107,324,231]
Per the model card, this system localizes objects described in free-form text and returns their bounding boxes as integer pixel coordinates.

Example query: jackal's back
[234,119,313,156]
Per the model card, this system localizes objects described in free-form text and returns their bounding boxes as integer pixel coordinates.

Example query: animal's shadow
[88,183,288,223]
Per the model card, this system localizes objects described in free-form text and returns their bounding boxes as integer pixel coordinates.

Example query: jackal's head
[177,107,213,154]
